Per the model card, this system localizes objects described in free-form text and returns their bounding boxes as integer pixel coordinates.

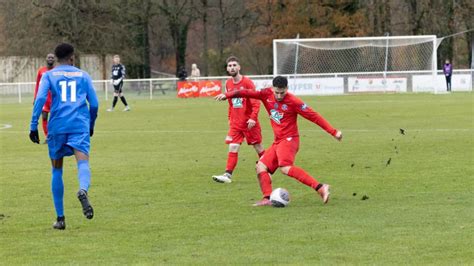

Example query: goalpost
[273,35,439,93]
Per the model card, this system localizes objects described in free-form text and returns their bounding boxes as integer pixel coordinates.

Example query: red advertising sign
[177,80,222,98]
[198,80,222,97]
[177,81,199,98]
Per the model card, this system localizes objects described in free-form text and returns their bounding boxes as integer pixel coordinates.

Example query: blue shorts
[47,133,90,159]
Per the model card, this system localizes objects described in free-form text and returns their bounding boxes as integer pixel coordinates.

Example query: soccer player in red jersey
[215,76,342,205]
[33,53,55,142]
[212,56,265,183]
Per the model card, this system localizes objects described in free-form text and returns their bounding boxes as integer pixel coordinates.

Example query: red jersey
[226,88,338,143]
[33,66,53,108]
[225,76,261,130]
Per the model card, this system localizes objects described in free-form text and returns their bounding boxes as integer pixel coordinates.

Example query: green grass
[1,93,473,264]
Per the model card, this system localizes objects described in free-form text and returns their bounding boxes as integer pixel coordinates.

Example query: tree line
[1,0,472,78]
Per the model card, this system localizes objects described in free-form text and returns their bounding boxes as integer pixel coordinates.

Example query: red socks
[258,150,265,158]
[287,166,319,189]
[225,152,238,173]
[257,171,273,197]
[42,118,48,137]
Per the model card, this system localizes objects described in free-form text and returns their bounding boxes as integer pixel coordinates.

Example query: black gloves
[29,130,40,144]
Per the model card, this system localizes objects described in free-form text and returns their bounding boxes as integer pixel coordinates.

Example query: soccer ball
[270,188,290,207]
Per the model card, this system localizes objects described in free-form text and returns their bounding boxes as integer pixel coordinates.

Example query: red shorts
[225,123,262,145]
[259,137,299,174]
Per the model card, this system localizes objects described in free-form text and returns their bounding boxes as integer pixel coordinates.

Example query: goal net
[273,35,439,93]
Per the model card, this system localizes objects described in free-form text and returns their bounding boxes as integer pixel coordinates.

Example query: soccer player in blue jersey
[29,43,99,230]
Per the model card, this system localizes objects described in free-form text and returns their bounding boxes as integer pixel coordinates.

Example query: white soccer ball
[270,188,290,207]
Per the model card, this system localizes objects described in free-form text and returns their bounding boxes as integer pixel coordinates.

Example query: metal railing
[0,70,472,104]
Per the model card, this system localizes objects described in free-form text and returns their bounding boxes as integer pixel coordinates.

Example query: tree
[157,0,199,75]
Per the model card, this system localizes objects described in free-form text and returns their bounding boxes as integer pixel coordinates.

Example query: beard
[228,71,238,77]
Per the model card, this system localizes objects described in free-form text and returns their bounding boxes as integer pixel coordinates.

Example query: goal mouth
[274,35,437,75]
[273,35,439,93]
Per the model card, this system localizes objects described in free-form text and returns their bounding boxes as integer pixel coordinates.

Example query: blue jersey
[30,64,99,134]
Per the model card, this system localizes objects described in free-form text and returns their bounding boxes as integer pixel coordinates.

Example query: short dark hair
[272,76,288,88]
[54,43,74,61]
[226,56,239,65]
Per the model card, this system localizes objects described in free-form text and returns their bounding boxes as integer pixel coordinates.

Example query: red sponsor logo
[177,81,199,98]
[177,80,222,98]
[199,80,222,97]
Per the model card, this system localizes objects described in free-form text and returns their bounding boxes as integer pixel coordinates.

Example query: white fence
[0,70,472,104]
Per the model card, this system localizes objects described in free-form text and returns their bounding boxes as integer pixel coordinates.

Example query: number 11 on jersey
[59,80,76,102]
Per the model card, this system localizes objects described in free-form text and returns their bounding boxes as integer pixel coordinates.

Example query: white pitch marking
[0,128,472,134]
[0,124,12,130]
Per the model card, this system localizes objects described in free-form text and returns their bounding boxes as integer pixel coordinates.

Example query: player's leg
[246,124,265,158]
[42,98,51,142]
[117,82,130,111]
[73,150,94,219]
[277,138,330,204]
[67,133,94,219]
[213,143,240,183]
[253,143,265,158]
[74,150,91,192]
[253,145,278,206]
[48,134,69,229]
[119,93,130,112]
[51,158,66,230]
[41,111,49,141]
[107,89,119,111]
[213,129,244,183]
[447,76,452,91]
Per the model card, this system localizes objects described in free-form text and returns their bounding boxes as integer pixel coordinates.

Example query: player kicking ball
[29,43,99,229]
[215,76,342,206]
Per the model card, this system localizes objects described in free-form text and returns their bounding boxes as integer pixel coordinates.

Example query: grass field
[1,93,473,264]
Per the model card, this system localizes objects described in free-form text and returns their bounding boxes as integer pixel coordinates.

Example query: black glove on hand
[29,130,40,144]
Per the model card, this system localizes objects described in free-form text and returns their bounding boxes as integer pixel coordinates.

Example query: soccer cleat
[252,198,273,207]
[106,108,114,112]
[212,173,232,183]
[317,184,331,204]
[123,106,131,112]
[77,189,94,219]
[52,216,66,230]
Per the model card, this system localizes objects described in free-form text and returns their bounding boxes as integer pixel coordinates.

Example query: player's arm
[294,100,342,141]
[29,74,50,143]
[215,88,268,101]
[225,85,231,122]
[85,74,99,137]
[248,81,260,122]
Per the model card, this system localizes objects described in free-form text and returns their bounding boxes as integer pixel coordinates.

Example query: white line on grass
[0,124,12,130]
[0,128,472,134]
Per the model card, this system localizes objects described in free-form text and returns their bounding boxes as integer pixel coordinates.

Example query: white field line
[0,124,12,130]
[1,128,472,134]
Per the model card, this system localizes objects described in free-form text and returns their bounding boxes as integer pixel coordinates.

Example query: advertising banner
[288,77,344,95]
[198,80,222,97]
[177,80,223,98]
[254,78,344,95]
[348,77,407,92]
[177,81,199,98]
[412,74,472,92]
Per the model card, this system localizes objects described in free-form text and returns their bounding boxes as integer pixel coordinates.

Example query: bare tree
[157,0,199,75]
